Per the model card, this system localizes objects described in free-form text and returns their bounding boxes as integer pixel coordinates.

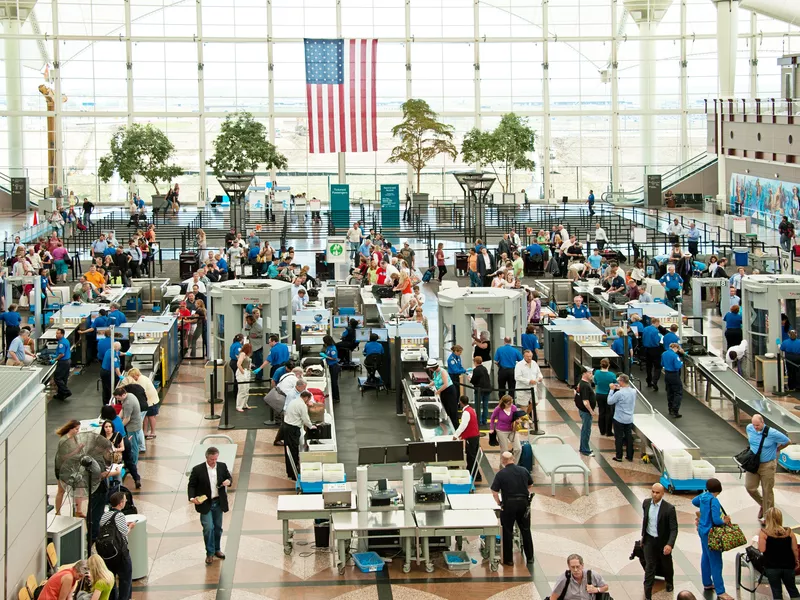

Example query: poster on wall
[730,173,800,227]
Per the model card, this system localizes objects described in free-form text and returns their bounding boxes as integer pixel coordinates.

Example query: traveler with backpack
[549,554,608,600]
[96,491,135,600]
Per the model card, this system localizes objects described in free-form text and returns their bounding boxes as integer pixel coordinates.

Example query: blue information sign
[330,184,350,228]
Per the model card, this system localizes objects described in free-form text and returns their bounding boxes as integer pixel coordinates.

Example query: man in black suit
[188,447,232,565]
[641,482,678,599]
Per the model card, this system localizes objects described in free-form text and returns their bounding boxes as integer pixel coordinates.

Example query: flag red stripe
[349,39,357,152]
[327,85,336,152]
[306,84,315,154]
[338,79,346,152]
[371,39,378,150]
[316,85,325,154]
[360,39,368,152]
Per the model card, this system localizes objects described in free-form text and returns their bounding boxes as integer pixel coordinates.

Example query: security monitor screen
[407,442,436,464]
[436,440,464,462]
[357,446,385,465]
[372,328,389,342]
[354,328,371,342]
[385,444,410,464]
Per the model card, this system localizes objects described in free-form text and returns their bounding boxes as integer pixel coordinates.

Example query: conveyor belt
[641,379,745,472]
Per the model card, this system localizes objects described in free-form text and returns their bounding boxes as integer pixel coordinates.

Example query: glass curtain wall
[0,0,797,202]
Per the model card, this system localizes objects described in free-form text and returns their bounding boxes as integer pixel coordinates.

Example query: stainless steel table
[276,491,356,555]
[414,509,500,572]
[447,494,499,511]
[332,510,415,574]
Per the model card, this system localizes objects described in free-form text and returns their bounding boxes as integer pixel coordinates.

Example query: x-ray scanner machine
[741,274,800,375]
[437,287,525,360]
[208,279,294,363]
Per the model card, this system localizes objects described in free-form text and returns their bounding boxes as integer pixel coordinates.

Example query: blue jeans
[252,348,263,381]
[127,430,140,464]
[200,499,224,557]
[135,429,146,452]
[469,271,481,287]
[478,393,490,425]
[699,531,725,594]
[579,410,593,454]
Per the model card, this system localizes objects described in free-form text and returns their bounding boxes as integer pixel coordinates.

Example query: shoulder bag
[587,570,612,600]
[707,504,747,552]
[734,425,769,474]
[488,430,499,447]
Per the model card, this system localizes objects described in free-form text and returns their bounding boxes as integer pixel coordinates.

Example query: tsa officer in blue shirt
[260,333,290,378]
[0,303,23,353]
[780,330,800,390]
[53,328,72,401]
[723,304,743,349]
[521,324,540,361]
[570,295,591,319]
[92,309,110,330]
[108,303,127,326]
[661,342,685,418]
[364,334,384,358]
[321,334,340,404]
[100,342,122,405]
[96,328,112,363]
[745,414,791,521]
[642,317,663,391]
[447,344,467,393]
[494,337,523,398]
[662,324,681,349]
[659,264,683,308]
[612,327,633,361]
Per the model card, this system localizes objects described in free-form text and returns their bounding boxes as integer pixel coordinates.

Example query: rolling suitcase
[519,441,533,472]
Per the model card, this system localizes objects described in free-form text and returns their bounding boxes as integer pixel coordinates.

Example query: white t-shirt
[384,263,399,279]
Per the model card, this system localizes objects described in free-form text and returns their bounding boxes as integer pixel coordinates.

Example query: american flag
[304,38,378,154]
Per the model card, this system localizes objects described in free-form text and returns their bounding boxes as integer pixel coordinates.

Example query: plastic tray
[660,473,708,493]
[779,452,800,472]
[443,482,474,495]
[296,474,347,494]
[352,551,385,573]
[443,551,471,570]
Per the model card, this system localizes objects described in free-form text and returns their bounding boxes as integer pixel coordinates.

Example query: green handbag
[707,505,747,552]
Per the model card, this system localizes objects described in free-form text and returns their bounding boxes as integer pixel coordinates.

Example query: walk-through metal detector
[691,277,731,318]
[4,276,43,336]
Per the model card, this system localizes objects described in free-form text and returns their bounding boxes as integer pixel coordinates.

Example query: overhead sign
[330,184,350,228]
[327,237,348,264]
[11,177,28,211]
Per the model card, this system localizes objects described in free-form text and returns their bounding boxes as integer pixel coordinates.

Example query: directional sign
[780,250,793,274]
[327,237,348,264]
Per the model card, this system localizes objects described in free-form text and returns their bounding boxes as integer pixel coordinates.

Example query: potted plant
[461,113,536,203]
[206,111,288,178]
[98,123,183,208]
[388,99,458,202]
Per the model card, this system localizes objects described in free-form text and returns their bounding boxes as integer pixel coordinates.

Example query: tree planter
[151,194,168,212]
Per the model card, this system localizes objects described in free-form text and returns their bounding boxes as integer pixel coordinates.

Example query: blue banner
[330,183,350,228]
[380,184,400,233]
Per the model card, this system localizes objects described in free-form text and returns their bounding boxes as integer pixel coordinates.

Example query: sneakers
[581,451,595,457]
[612,457,623,462]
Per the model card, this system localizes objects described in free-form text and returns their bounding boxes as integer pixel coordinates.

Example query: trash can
[733,247,749,267]
[179,251,200,280]
[314,518,330,548]
[126,513,148,579]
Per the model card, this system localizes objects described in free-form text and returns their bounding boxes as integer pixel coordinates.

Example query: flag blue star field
[304,38,378,154]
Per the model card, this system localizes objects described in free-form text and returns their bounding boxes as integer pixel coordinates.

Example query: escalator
[0,170,45,208]
[603,152,718,207]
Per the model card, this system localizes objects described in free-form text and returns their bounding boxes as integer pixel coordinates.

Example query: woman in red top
[394,271,413,309]
[39,561,88,600]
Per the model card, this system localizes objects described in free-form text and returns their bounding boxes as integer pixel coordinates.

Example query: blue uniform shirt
[521,333,540,352]
[267,342,290,366]
[642,325,662,348]
[661,348,683,372]
[723,312,743,330]
[56,338,71,361]
[746,423,790,462]
[324,345,338,366]
[780,338,800,354]
[364,341,384,356]
[109,310,127,325]
[611,337,625,356]
[272,365,288,383]
[101,348,120,371]
[446,353,466,376]
[660,272,683,290]
[629,321,644,337]
[93,315,110,329]
[571,303,591,319]
[662,332,680,347]
[0,311,22,327]
[97,336,112,362]
[229,341,243,361]
[217,258,228,272]
[494,344,523,369]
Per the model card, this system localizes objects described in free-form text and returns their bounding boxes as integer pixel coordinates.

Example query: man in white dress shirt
[514,350,543,407]
[594,223,609,251]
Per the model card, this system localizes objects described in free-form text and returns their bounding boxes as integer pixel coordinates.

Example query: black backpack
[95,510,128,560]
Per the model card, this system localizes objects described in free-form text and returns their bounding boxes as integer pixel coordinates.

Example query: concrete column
[749,11,758,97]
[542,0,553,203]
[51,0,64,191]
[404,0,413,194]
[3,19,24,178]
[680,0,689,164]
[715,0,739,209]
[610,1,620,191]
[640,21,656,172]
[196,0,206,204]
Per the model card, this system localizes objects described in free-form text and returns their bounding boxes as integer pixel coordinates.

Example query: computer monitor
[385,444,410,464]
[357,446,386,465]
[407,441,436,464]
[627,306,644,320]
[333,315,364,328]
[354,328,371,342]
[372,328,389,342]
[436,440,465,462]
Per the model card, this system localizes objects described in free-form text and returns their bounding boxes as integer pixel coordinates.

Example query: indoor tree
[98,123,183,196]
[206,111,288,177]
[387,99,458,195]
[461,113,536,193]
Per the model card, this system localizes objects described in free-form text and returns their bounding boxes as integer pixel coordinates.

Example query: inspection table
[331,510,415,574]
[447,493,499,511]
[414,509,500,572]
[276,491,356,555]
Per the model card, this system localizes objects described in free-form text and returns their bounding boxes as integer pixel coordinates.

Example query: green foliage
[387,99,458,192]
[97,123,183,195]
[207,112,288,178]
[461,113,536,192]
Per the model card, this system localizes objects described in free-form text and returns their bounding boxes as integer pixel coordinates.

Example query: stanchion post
[205,359,221,421]
[218,380,235,430]
[529,388,545,436]
[774,352,790,398]
[395,335,404,416]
